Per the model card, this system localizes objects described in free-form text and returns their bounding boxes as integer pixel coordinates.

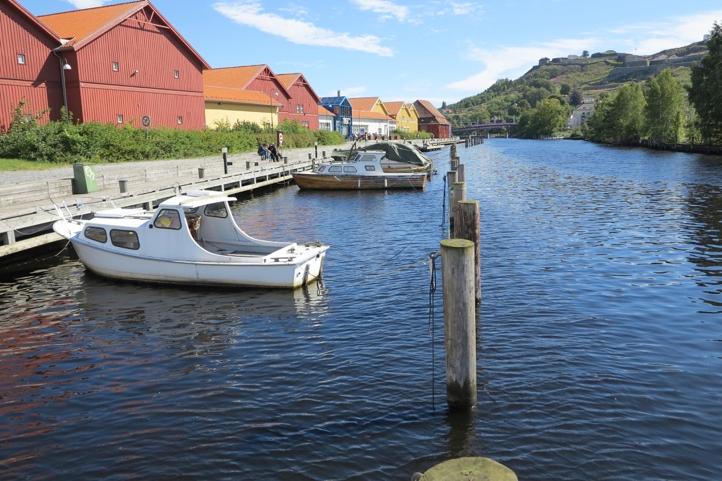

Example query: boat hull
[292,173,426,190]
[70,239,327,289]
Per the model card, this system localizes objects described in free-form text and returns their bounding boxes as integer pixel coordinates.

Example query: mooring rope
[428,251,439,411]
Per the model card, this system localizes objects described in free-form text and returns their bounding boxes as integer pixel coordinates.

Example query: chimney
[337,90,341,97]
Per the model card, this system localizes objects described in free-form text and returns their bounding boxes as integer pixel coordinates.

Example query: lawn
[0,158,63,171]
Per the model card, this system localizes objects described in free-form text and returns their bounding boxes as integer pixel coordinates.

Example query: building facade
[319,94,352,138]
[318,105,335,131]
[276,73,320,130]
[204,65,291,129]
[0,0,62,130]
[349,97,394,137]
[414,99,451,138]
[39,1,209,130]
[385,101,418,133]
[204,86,280,129]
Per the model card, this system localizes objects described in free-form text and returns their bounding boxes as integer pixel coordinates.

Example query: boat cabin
[314,151,388,176]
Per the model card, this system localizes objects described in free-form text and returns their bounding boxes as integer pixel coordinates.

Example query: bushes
[0,107,345,163]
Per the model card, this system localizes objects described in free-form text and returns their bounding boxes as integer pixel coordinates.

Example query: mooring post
[453,200,481,304]
[447,171,457,232]
[441,239,477,410]
[451,157,460,171]
[457,163,466,183]
[450,181,466,234]
[450,143,457,159]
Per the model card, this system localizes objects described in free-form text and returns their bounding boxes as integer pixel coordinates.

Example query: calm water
[1,140,721,480]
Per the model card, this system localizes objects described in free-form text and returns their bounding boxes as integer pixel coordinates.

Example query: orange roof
[38,1,209,68]
[204,65,266,90]
[349,97,380,112]
[39,1,144,46]
[318,105,335,116]
[275,73,301,91]
[204,86,281,107]
[384,101,404,116]
[354,110,392,121]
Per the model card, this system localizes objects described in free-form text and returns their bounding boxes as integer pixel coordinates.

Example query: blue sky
[22,0,722,106]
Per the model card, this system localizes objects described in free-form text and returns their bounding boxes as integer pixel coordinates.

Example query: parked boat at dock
[331,142,432,173]
[292,151,427,190]
[52,190,329,288]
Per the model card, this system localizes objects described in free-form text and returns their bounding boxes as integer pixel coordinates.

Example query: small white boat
[53,190,329,288]
[292,151,427,190]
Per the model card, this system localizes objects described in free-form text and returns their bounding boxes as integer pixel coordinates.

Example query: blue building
[320,92,353,138]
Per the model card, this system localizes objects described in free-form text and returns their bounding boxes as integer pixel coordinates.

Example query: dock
[0,144,352,259]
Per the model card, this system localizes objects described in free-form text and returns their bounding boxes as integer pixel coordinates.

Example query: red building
[0,0,62,131]
[203,65,292,124]
[38,0,209,130]
[276,73,320,130]
[414,99,451,138]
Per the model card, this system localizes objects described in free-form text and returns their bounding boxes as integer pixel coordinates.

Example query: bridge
[453,121,518,136]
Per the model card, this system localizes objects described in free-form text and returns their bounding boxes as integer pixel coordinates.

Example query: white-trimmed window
[17,54,26,65]
[177,116,183,125]
[117,114,123,124]
[296,104,304,114]
[112,61,119,72]
[173,69,180,79]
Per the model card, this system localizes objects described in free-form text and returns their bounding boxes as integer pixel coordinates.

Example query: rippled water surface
[2,140,722,480]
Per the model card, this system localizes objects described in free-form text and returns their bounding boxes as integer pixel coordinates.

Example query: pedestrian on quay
[268,144,279,162]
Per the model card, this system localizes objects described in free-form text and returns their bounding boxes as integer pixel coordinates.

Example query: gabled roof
[349,97,384,113]
[204,65,290,99]
[384,101,404,116]
[320,96,350,108]
[276,72,320,104]
[414,99,450,125]
[38,0,209,68]
[4,0,61,44]
[204,86,282,107]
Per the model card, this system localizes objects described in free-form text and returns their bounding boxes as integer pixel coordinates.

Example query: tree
[441,101,447,109]
[645,69,686,144]
[569,89,583,107]
[560,83,571,95]
[582,50,590,58]
[690,22,722,143]
[608,83,646,143]
[518,98,569,138]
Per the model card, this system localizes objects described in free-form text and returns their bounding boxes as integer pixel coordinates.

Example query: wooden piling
[450,181,466,234]
[440,239,477,410]
[457,164,465,183]
[450,143,457,159]
[451,157,459,171]
[453,200,481,304]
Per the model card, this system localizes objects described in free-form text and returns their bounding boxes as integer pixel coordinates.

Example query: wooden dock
[0,155,318,259]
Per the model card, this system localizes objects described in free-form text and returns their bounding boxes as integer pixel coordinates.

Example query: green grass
[0,158,63,171]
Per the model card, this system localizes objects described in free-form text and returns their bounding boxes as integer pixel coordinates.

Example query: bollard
[453,200,481,304]
[118,179,128,193]
[450,181,466,234]
[246,161,251,170]
[283,156,288,164]
[457,163,465,183]
[441,239,477,410]
[322,150,327,159]
[198,167,205,179]
[415,457,517,481]
[308,153,312,160]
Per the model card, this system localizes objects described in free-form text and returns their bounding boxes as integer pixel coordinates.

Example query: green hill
[443,42,707,127]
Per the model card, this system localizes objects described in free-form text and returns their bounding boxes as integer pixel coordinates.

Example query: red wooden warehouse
[276,73,320,130]
[414,99,451,138]
[38,0,209,130]
[0,0,62,131]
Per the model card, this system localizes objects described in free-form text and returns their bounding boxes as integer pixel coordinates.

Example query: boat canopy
[359,142,431,166]
[160,191,237,209]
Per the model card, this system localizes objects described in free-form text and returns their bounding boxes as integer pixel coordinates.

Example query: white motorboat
[53,190,329,288]
[292,151,427,190]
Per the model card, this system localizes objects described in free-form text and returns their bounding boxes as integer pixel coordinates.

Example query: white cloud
[213,2,393,57]
[350,0,409,22]
[614,10,722,54]
[446,37,597,92]
[450,2,481,15]
[64,0,107,7]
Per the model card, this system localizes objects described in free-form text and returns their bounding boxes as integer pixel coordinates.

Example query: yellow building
[204,86,280,129]
[385,101,419,133]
